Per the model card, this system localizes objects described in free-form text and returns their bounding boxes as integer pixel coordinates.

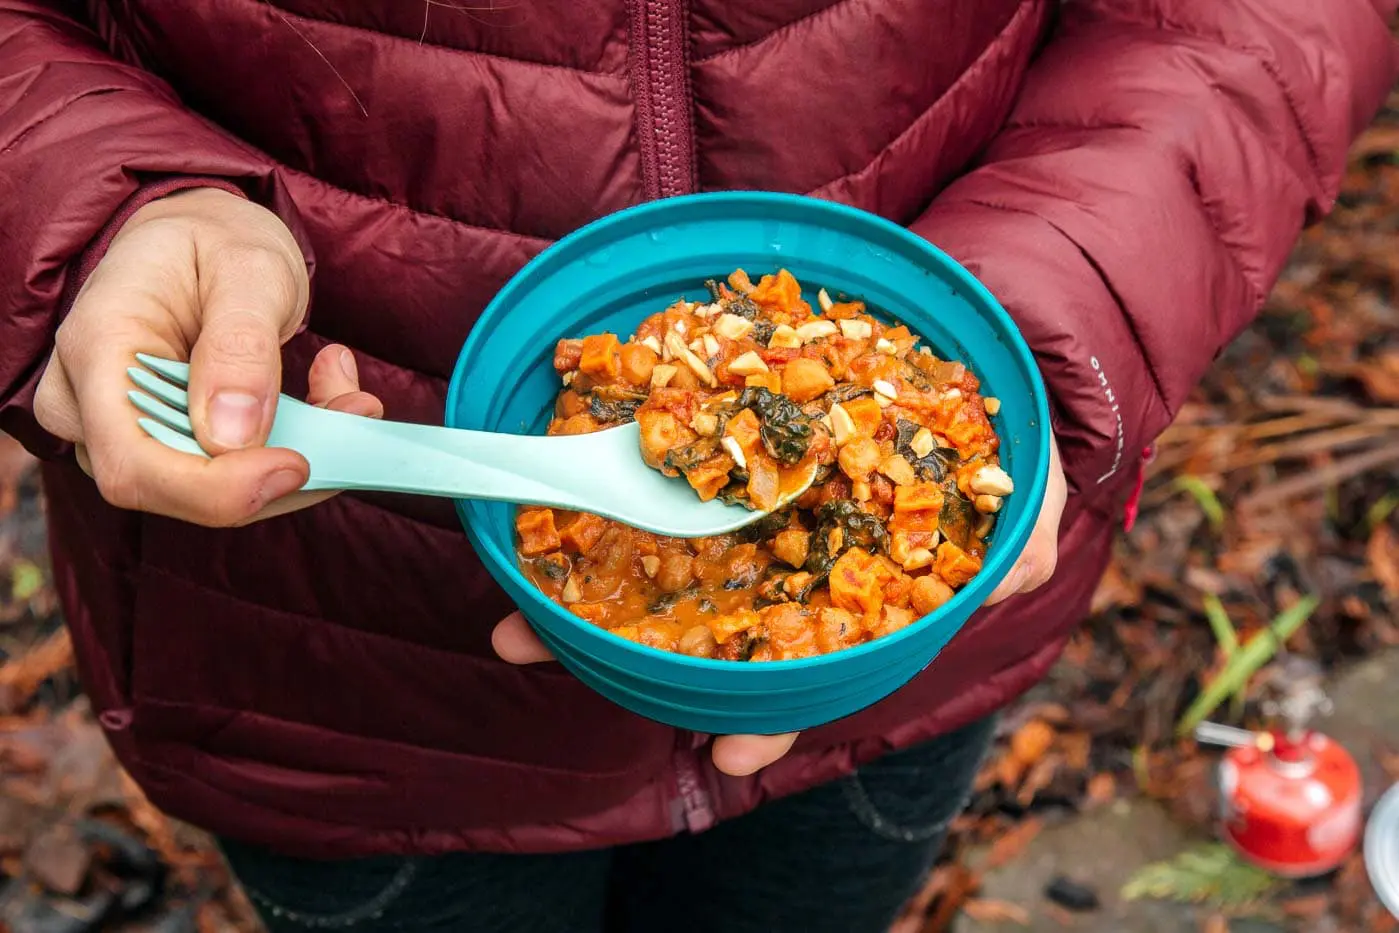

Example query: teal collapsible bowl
[445,191,1051,735]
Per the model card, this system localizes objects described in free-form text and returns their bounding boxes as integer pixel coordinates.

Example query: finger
[57,275,312,526]
[711,732,800,776]
[985,438,1067,605]
[308,346,384,418]
[492,611,556,664]
[186,244,304,454]
[32,351,84,443]
[74,444,93,478]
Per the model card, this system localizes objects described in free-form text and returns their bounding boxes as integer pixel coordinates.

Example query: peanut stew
[515,269,1014,661]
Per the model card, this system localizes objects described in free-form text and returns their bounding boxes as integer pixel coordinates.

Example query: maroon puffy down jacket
[0,0,1395,856]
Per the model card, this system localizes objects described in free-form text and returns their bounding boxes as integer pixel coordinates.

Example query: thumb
[186,248,306,454]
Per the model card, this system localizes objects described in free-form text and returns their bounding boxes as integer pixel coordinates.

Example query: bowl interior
[446,192,1050,685]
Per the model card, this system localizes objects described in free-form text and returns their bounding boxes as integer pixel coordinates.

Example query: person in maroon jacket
[2,1,1395,930]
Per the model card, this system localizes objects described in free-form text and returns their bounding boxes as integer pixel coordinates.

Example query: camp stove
[1195,660,1362,877]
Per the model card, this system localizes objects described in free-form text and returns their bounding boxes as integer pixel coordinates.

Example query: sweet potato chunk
[560,512,606,555]
[744,372,783,394]
[685,453,737,501]
[724,408,763,460]
[842,396,883,437]
[705,609,762,644]
[829,548,890,619]
[750,268,804,314]
[762,603,818,659]
[516,508,561,556]
[893,482,945,514]
[782,358,835,402]
[935,540,983,588]
[815,607,859,654]
[579,333,621,380]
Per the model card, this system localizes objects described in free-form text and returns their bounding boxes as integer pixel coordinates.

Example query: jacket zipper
[629,0,697,200]
[672,742,717,833]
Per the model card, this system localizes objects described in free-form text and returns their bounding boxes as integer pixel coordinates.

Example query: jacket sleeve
[0,1,313,457]
[914,0,1398,511]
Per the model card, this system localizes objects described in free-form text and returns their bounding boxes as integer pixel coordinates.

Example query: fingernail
[1007,563,1032,593]
[339,349,358,383]
[209,392,262,449]
[257,468,304,507]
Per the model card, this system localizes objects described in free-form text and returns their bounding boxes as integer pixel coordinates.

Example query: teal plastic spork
[125,354,814,537]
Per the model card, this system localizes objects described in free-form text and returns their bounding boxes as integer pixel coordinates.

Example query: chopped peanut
[721,435,748,470]
[691,412,719,436]
[728,351,769,376]
[839,319,873,340]
[796,320,838,342]
[650,363,678,388]
[829,404,857,446]
[768,324,802,349]
[969,465,1014,497]
[713,313,754,341]
[879,454,917,487]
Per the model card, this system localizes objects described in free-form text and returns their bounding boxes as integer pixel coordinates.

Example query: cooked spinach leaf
[805,498,888,576]
[735,387,815,466]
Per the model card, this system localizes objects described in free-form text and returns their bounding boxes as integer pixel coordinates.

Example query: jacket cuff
[66,176,249,308]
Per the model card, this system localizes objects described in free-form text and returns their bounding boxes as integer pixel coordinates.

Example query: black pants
[219,715,995,933]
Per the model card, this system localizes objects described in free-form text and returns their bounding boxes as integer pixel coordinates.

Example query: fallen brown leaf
[961,898,1030,926]
[1283,893,1331,919]
[1085,772,1117,807]
[0,629,73,715]
[984,817,1043,870]
[1017,754,1061,807]
[1369,525,1399,598]
[1351,351,1399,403]
[1010,720,1056,766]
[24,823,90,895]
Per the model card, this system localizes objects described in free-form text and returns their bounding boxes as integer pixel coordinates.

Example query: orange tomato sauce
[516,269,1013,662]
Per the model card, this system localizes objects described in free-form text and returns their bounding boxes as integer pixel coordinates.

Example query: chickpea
[655,551,695,593]
[677,625,718,658]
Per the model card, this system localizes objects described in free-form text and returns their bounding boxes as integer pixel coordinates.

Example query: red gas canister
[1216,730,1362,876]
[1197,663,1363,877]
